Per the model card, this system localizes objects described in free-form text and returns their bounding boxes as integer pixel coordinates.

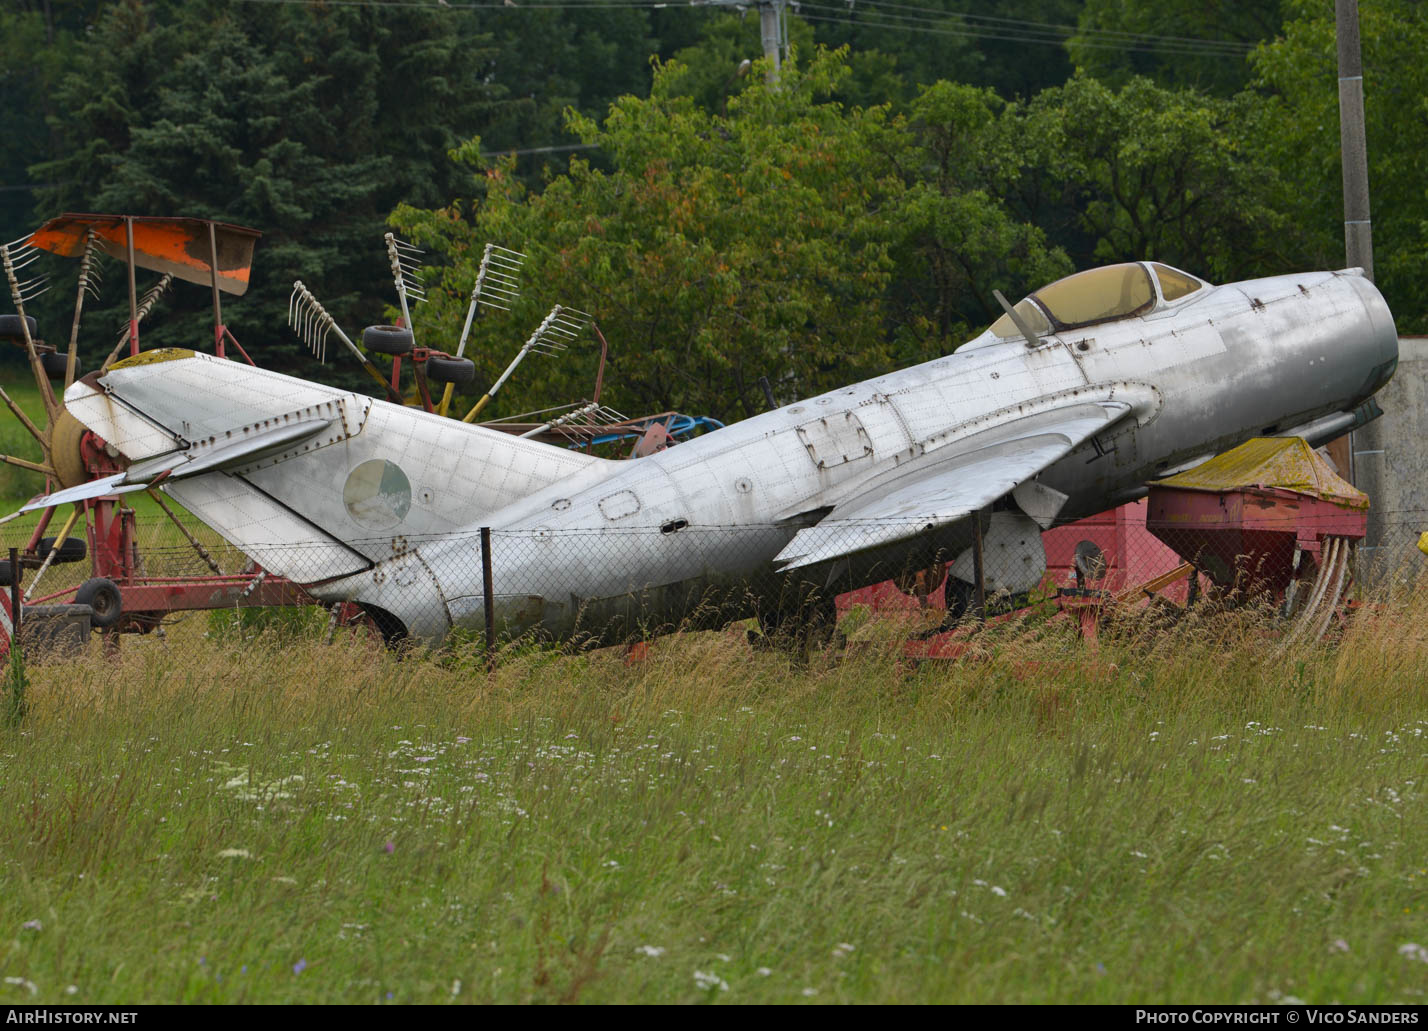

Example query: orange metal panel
[26,213,261,296]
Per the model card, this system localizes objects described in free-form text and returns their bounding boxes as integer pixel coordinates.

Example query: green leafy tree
[24,0,506,385]
[1014,75,1294,282]
[1251,0,1428,330]
[474,6,662,184]
[886,81,1073,351]
[395,49,904,424]
[1068,0,1283,96]
[801,0,1083,101]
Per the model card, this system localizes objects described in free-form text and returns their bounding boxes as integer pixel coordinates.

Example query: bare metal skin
[46,262,1397,643]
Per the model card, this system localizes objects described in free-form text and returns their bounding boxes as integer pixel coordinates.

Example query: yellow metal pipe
[461,393,493,424]
[24,505,80,603]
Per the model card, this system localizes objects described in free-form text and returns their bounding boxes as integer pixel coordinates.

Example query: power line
[799,13,1253,59]
[493,142,599,155]
[230,0,680,9]
[828,0,1255,53]
[225,0,1260,59]
[799,2,1254,58]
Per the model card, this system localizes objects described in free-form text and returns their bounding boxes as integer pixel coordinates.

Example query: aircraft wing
[774,399,1131,570]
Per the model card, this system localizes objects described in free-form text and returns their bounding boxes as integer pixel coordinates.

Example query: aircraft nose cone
[1343,273,1398,401]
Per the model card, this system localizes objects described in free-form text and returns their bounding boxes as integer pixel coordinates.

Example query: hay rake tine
[518,400,601,439]
[384,233,424,346]
[101,274,172,371]
[1,242,59,424]
[461,304,590,423]
[440,243,527,417]
[393,240,427,303]
[289,281,402,402]
[65,229,100,391]
[6,244,51,302]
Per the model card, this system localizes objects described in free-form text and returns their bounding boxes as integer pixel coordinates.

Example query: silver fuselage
[315,268,1395,641]
[69,266,1395,644]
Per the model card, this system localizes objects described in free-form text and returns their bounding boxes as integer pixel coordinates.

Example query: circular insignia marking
[343,459,412,530]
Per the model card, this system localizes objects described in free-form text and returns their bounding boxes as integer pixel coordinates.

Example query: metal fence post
[480,527,495,671]
[971,511,986,622]
[8,547,19,648]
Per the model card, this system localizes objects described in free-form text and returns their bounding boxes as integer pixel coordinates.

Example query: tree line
[3,0,1425,424]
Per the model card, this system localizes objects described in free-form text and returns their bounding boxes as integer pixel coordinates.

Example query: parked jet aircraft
[35,261,1398,643]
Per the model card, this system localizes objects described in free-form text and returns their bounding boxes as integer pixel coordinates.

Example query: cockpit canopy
[989,262,1207,339]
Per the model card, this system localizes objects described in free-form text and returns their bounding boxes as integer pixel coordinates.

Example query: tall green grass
[1,595,1426,1004]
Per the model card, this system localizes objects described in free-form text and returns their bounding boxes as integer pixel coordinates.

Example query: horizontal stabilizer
[22,476,147,511]
[24,418,333,512]
[775,400,1130,569]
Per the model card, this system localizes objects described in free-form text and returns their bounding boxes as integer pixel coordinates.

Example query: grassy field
[0,594,1426,1005]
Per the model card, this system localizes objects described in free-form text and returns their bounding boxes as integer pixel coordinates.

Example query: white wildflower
[693,969,728,992]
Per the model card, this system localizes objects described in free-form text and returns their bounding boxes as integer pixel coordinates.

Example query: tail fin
[62,349,610,581]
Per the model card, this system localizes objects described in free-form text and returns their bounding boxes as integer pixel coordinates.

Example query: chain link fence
[5,498,1428,662]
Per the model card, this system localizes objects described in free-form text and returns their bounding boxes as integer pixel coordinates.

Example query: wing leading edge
[774,399,1131,570]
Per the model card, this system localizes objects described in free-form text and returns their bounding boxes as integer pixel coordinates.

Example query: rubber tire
[75,577,122,629]
[755,589,841,655]
[425,354,476,386]
[0,314,37,341]
[38,536,87,565]
[0,561,11,588]
[944,576,975,623]
[362,325,414,355]
[40,351,75,381]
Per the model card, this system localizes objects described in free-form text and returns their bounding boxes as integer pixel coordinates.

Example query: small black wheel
[1073,539,1107,582]
[75,577,122,629]
[0,314,38,341]
[40,352,76,381]
[425,354,475,386]
[0,561,12,588]
[362,325,414,355]
[944,576,975,622]
[38,536,87,565]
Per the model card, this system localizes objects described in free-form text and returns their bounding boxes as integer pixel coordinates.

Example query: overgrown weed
[2,589,1427,1002]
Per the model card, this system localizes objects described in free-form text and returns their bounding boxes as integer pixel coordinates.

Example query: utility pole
[1336,0,1385,558]
[703,0,787,82]
[1337,0,1373,282]
[759,0,787,82]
